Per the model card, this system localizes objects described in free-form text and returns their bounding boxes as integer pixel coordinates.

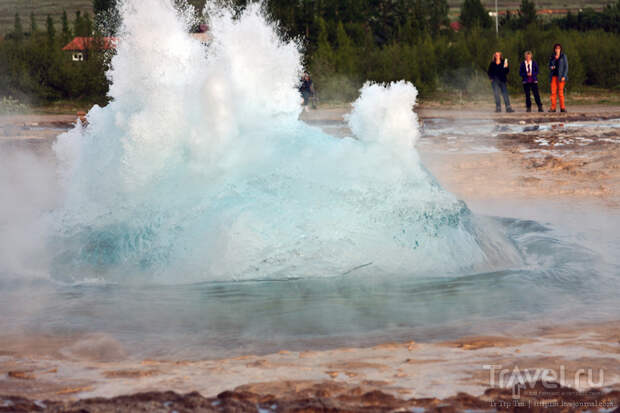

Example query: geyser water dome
[51,0,520,284]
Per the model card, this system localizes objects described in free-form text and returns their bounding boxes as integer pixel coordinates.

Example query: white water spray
[51,0,519,284]
[348,81,420,149]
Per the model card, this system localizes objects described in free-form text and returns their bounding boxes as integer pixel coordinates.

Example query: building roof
[62,37,118,51]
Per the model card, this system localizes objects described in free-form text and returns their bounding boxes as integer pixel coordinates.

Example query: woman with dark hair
[549,43,568,112]
[488,51,514,113]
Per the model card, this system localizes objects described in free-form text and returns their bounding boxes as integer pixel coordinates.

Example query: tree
[367,0,400,45]
[84,12,93,36]
[518,0,537,27]
[93,0,116,13]
[417,34,437,89]
[30,12,38,34]
[397,15,416,43]
[13,13,24,42]
[74,11,92,36]
[46,15,56,44]
[313,16,333,64]
[74,11,84,36]
[459,0,492,29]
[61,10,72,45]
[412,0,427,37]
[335,21,355,74]
[428,0,449,36]
[94,0,120,35]
[310,16,335,88]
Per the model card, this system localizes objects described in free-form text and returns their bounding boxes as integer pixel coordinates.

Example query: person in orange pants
[548,43,568,112]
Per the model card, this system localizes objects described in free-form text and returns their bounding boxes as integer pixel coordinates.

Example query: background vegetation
[0,7,110,106]
[259,0,620,101]
[0,0,619,106]
[1,0,614,34]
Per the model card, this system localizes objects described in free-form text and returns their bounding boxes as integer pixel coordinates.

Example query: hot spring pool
[1,200,618,359]
[1,1,619,361]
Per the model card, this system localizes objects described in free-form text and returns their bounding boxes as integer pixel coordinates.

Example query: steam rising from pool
[50,0,519,284]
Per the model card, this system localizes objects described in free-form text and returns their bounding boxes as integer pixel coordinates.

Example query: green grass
[447,1,616,19]
[421,86,620,107]
[450,0,614,9]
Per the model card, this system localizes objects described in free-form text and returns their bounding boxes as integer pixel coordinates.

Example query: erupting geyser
[51,0,519,284]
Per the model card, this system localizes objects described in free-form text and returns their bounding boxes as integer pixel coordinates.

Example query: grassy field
[448,0,615,19]
[0,0,92,35]
[452,0,614,9]
[0,0,616,35]
[422,86,620,108]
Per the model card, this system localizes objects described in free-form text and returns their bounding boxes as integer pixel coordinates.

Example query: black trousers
[523,82,543,109]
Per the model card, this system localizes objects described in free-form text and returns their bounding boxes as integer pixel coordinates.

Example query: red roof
[450,21,462,31]
[62,37,118,51]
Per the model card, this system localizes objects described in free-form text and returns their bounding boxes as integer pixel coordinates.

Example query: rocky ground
[301,104,620,207]
[1,321,619,412]
[1,381,618,412]
[1,106,619,411]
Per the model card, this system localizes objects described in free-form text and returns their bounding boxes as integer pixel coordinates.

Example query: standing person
[299,73,315,110]
[549,43,568,112]
[487,52,514,113]
[519,51,543,112]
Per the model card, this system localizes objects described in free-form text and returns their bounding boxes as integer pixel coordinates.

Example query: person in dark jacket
[518,51,543,112]
[548,43,568,112]
[487,51,514,113]
[299,73,315,110]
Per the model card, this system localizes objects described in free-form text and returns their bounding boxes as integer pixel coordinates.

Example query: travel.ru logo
[483,364,605,399]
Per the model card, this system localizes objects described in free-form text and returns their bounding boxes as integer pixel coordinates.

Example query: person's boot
[526,107,532,113]
[506,107,514,113]
[548,108,556,112]
[495,107,501,113]
[538,106,544,112]
[560,108,567,113]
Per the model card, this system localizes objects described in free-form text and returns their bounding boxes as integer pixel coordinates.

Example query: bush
[310,23,620,101]
[0,96,29,114]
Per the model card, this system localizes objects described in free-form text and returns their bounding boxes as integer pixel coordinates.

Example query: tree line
[0,7,110,105]
[1,0,619,105]
[281,0,620,101]
[304,0,620,101]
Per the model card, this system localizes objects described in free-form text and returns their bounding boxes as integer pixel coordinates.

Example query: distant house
[62,28,209,62]
[62,37,118,61]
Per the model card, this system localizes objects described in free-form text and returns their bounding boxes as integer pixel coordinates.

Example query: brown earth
[1,321,619,411]
[1,380,618,412]
[300,104,620,206]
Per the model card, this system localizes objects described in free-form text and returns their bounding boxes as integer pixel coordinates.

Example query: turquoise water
[47,3,520,284]
[0,1,619,359]
[2,205,618,359]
